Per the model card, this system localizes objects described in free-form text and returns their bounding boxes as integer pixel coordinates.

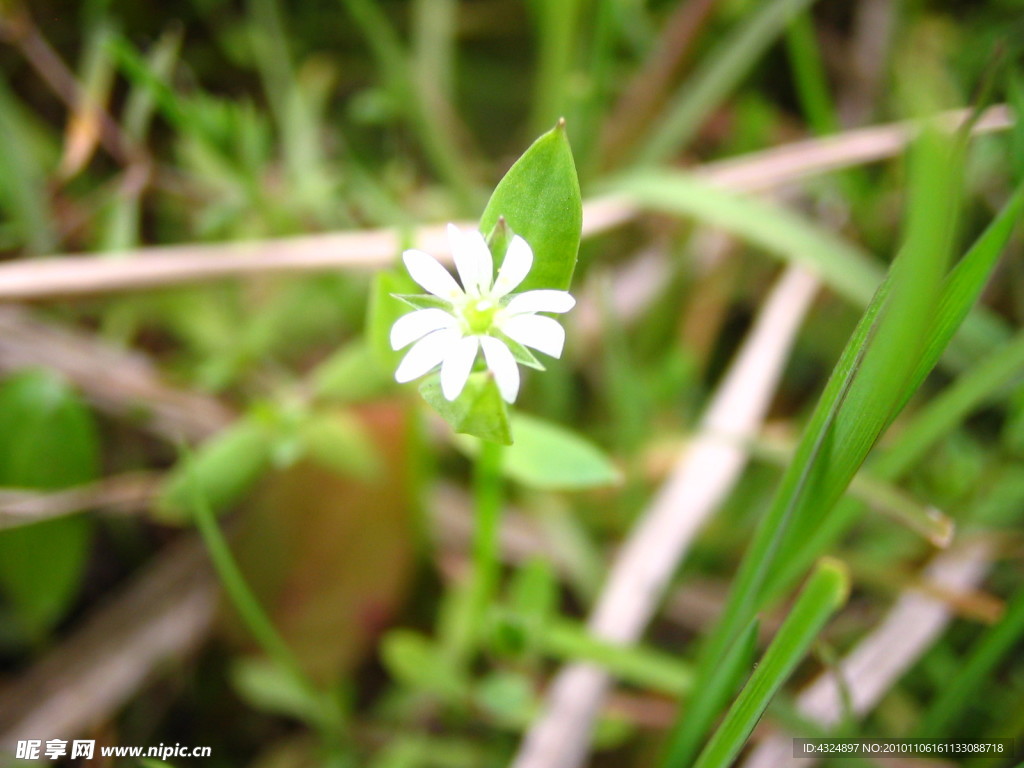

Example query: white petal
[505,289,576,315]
[403,249,463,301]
[395,328,460,382]
[390,308,457,350]
[441,335,479,401]
[448,224,493,295]
[501,314,566,358]
[480,336,520,403]
[491,235,533,298]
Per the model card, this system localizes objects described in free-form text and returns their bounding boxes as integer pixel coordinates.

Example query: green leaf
[420,372,512,445]
[380,629,468,701]
[369,269,421,369]
[155,416,276,523]
[0,369,99,638]
[229,656,330,726]
[458,413,620,489]
[480,121,582,292]
[663,127,966,766]
[691,559,849,768]
[299,410,382,478]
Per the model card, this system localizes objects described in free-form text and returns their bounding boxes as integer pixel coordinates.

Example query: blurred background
[0,0,1023,766]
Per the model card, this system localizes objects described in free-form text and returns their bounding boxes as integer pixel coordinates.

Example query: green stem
[470,438,504,634]
[445,438,505,667]
[187,457,344,744]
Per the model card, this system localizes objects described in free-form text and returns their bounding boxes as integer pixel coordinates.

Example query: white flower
[391,224,575,403]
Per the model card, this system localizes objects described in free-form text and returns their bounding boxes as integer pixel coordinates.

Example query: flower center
[462,298,497,334]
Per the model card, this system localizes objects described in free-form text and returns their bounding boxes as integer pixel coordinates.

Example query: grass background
[0,0,1023,766]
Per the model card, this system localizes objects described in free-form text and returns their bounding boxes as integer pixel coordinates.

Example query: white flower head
[391,223,575,403]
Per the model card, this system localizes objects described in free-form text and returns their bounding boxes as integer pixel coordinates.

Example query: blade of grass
[339,0,480,209]
[527,0,586,136]
[0,76,57,253]
[762,183,1024,599]
[748,437,954,547]
[690,559,850,768]
[539,619,694,697]
[662,125,962,766]
[633,0,824,166]
[784,12,838,136]
[917,587,1024,735]
[614,170,881,305]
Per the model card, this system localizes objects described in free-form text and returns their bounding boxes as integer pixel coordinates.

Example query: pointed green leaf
[480,121,582,292]
[420,372,512,445]
[456,413,621,489]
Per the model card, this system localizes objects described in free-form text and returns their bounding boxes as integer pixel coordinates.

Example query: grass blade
[634,0,823,165]
[662,125,963,765]
[690,559,850,768]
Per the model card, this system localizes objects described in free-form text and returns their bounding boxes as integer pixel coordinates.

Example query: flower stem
[446,437,505,667]
[471,437,505,611]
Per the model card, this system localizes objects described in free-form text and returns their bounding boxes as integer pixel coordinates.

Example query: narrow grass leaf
[689,559,850,768]
[634,0,824,165]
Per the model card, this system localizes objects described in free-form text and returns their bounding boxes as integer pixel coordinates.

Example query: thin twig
[0,307,234,442]
[0,106,1009,301]
[509,265,820,768]
[0,472,160,529]
[0,535,218,746]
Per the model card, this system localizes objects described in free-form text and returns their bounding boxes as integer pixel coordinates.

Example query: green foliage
[156,416,276,523]
[421,372,512,445]
[480,122,583,293]
[1,2,1022,766]
[691,559,849,768]
[457,413,620,489]
[0,370,99,639]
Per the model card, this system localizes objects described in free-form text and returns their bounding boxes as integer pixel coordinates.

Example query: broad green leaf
[0,369,99,638]
[480,121,582,292]
[420,372,512,445]
[691,559,849,768]
[156,416,275,523]
[457,413,620,489]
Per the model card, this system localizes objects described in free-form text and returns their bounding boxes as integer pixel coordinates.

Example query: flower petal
[448,224,493,296]
[505,289,576,315]
[390,308,458,350]
[441,335,479,401]
[403,249,463,301]
[395,328,460,383]
[480,336,520,403]
[500,314,566,358]
[491,235,533,298]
